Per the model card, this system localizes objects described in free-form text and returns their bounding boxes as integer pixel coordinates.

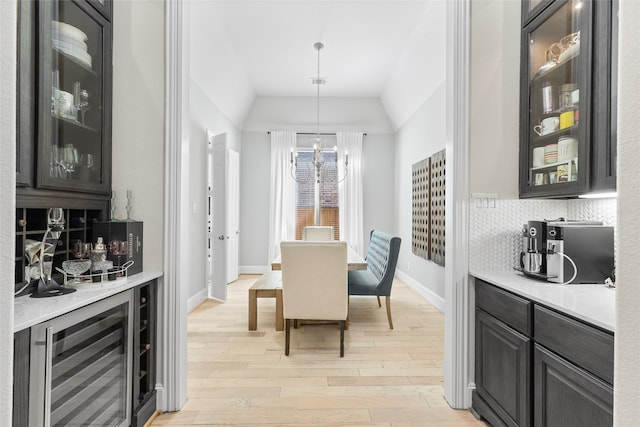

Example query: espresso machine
[520,220,550,280]
[520,218,614,284]
[546,224,614,284]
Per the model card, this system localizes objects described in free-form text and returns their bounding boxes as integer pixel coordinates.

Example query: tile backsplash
[469,198,617,272]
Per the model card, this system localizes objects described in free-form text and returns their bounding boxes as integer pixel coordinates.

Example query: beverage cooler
[29,291,133,427]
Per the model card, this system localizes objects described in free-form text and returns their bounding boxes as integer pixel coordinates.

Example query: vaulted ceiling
[189,0,446,131]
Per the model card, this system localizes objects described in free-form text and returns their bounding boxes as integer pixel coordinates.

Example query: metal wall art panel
[412,157,431,259]
[430,149,446,266]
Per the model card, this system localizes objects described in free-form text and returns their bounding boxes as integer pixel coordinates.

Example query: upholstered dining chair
[280,241,348,357]
[348,230,401,329]
[302,225,334,241]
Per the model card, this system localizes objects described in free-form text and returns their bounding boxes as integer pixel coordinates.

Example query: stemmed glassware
[126,190,133,220]
[59,144,79,178]
[77,89,91,125]
[110,190,118,220]
[109,240,128,273]
[72,240,92,260]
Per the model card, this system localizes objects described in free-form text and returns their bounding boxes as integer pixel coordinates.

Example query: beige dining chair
[302,225,334,241]
[280,241,348,357]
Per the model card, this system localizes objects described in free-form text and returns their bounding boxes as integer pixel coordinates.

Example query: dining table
[270,245,367,271]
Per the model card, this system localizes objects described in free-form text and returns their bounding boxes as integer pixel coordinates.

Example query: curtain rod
[267,132,367,136]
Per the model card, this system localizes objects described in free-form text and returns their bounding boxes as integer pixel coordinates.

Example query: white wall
[112,0,165,271]
[0,1,17,424]
[188,79,242,301]
[469,0,521,199]
[362,133,396,242]
[243,96,394,134]
[189,1,254,129]
[394,82,447,303]
[239,131,271,270]
[614,0,640,424]
[381,0,447,131]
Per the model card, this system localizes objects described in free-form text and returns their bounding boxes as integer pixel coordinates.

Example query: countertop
[470,270,615,332]
[14,271,163,333]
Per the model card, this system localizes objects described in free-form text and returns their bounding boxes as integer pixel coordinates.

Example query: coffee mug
[558,136,578,162]
[532,147,545,168]
[544,143,558,164]
[559,110,575,129]
[534,116,560,136]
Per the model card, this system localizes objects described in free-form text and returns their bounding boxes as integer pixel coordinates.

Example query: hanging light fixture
[290,42,348,185]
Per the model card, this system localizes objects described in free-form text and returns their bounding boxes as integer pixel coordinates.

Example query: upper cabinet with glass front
[17,0,112,198]
[37,0,112,195]
[519,0,617,198]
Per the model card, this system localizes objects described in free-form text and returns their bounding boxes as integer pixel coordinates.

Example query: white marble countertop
[470,270,615,332]
[14,271,163,332]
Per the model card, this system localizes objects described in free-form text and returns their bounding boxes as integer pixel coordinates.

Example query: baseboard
[187,288,208,313]
[154,383,164,412]
[239,265,269,274]
[395,269,446,313]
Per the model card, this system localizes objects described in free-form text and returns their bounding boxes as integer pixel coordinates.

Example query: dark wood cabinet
[590,0,618,192]
[12,329,30,427]
[472,279,614,427]
[132,280,158,426]
[86,0,112,21]
[16,0,36,188]
[534,344,613,427]
[519,0,617,198]
[16,0,113,201]
[522,0,554,25]
[473,280,533,427]
[474,309,532,427]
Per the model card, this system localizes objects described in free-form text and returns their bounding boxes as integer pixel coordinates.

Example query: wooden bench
[248,271,283,331]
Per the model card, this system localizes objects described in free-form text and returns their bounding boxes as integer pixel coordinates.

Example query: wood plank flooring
[151,275,486,427]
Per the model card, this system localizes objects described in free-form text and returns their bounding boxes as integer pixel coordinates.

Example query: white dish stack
[52,20,92,69]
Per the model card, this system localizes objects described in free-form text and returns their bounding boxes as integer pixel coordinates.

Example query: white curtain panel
[337,132,364,256]
[269,131,297,262]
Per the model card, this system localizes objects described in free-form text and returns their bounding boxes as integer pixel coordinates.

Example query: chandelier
[290,42,348,185]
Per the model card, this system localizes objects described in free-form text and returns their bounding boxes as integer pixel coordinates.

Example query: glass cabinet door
[521,0,591,197]
[37,0,111,195]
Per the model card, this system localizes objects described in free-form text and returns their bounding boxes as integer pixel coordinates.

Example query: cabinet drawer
[476,279,532,336]
[534,305,614,384]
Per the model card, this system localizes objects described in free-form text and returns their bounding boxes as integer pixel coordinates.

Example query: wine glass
[60,145,77,178]
[109,240,128,271]
[77,89,91,125]
[72,240,92,260]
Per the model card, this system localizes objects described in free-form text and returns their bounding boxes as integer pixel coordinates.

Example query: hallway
[151,275,485,426]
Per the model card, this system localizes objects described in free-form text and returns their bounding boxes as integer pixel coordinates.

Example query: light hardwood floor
[151,275,487,427]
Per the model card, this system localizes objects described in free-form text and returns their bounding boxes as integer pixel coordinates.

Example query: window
[294,151,340,240]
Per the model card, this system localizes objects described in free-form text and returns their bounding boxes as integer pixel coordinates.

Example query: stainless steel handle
[44,326,53,427]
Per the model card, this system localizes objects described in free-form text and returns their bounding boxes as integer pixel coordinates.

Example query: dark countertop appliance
[520,219,613,284]
[546,224,614,284]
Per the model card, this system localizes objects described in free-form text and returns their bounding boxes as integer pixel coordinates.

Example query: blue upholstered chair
[348,230,401,329]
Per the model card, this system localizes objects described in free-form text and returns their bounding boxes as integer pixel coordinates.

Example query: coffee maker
[520,218,613,283]
[546,224,614,284]
[520,220,550,280]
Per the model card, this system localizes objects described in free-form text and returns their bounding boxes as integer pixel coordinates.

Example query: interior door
[207,131,227,301]
[226,149,240,283]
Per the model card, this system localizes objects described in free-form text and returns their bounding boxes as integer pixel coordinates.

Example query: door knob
[218,235,225,240]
